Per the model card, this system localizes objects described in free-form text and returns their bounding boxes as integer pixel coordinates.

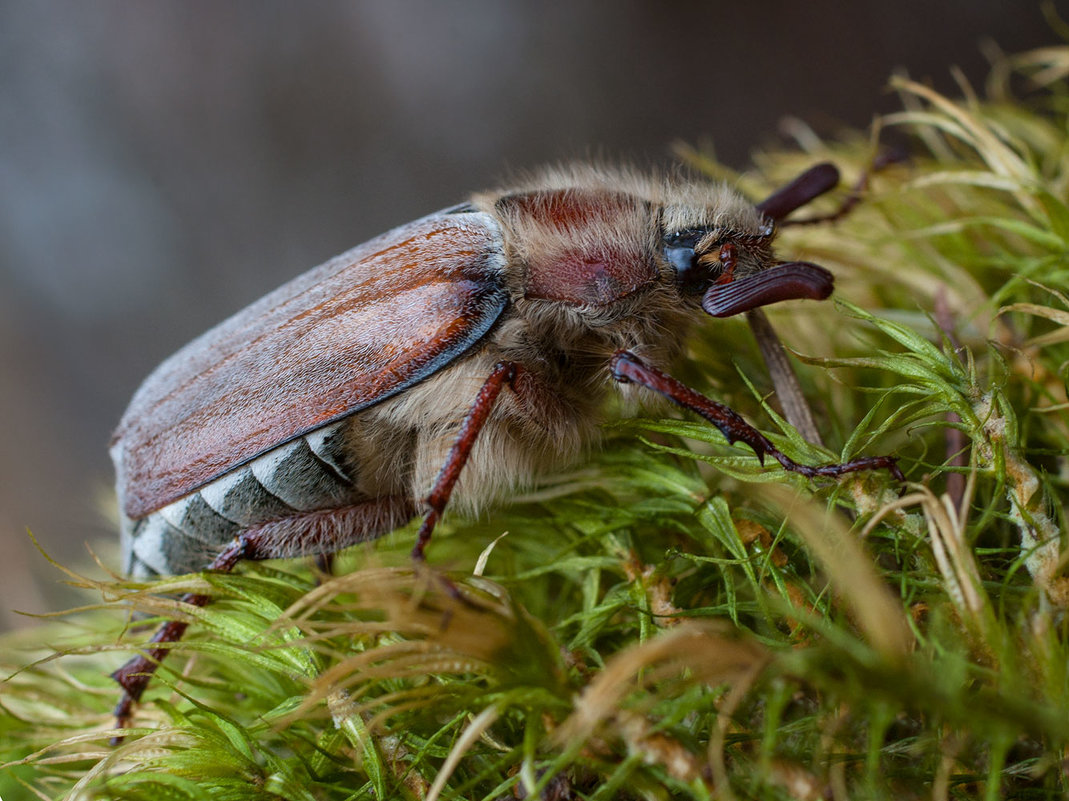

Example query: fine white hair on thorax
[659,178,765,236]
[481,162,766,239]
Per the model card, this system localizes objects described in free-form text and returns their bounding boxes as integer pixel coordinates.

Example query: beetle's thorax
[474,165,778,371]
[493,187,657,307]
[480,163,777,304]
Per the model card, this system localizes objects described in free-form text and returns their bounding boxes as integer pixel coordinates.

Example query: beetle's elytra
[109,161,902,733]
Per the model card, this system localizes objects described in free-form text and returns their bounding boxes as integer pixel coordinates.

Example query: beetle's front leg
[610,350,903,481]
[412,360,520,561]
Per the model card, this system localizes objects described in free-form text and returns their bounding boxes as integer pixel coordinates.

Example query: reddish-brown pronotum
[110,162,902,735]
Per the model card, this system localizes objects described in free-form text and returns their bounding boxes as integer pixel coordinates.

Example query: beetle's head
[662,164,843,318]
[663,221,833,318]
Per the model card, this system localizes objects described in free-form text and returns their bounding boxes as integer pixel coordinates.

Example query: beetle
[109,160,902,733]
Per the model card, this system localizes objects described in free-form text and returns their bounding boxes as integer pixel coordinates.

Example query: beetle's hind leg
[110,494,416,741]
[610,350,903,482]
[111,536,247,741]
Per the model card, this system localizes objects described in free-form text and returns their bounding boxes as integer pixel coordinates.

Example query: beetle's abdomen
[119,421,360,578]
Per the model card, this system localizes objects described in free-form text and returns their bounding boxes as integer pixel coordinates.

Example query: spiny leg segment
[609,350,902,481]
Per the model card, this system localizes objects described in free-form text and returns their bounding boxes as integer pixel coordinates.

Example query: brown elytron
[113,213,509,519]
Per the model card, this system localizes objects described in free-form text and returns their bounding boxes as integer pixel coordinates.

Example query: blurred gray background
[0,1,1061,628]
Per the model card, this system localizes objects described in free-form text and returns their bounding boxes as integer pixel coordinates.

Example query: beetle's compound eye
[665,229,720,294]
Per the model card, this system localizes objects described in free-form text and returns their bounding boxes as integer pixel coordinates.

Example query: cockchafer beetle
[109,160,902,733]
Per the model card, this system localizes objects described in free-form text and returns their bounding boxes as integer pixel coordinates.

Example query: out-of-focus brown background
[0,1,1061,628]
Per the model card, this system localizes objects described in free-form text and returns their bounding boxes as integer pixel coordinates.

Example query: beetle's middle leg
[412,360,520,561]
[313,552,335,583]
[610,350,903,481]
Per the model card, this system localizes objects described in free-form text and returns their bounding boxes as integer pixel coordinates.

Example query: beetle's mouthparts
[701,261,834,317]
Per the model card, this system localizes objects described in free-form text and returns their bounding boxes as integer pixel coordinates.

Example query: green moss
[4,48,1069,800]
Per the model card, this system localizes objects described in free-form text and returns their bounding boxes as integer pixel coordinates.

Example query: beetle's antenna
[775,149,907,227]
[756,162,840,222]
